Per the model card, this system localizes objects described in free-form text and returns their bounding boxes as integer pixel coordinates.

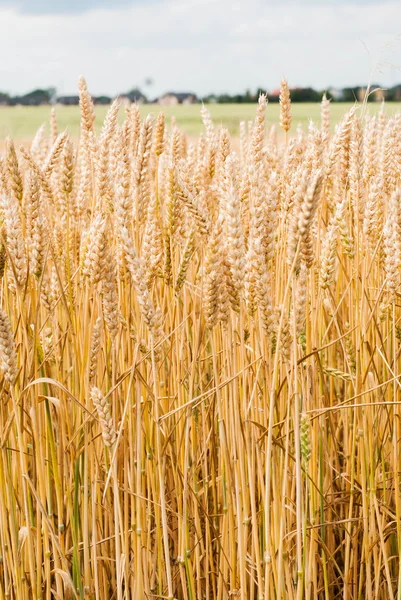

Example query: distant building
[118,95,131,107]
[358,86,385,102]
[57,95,80,105]
[157,92,198,106]
[93,96,112,105]
[119,93,146,106]
[57,94,111,106]
[357,87,366,102]
[328,88,344,101]
[122,89,148,104]
[372,88,385,102]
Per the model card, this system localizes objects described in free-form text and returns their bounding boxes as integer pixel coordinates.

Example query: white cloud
[0,0,399,97]
[0,0,135,14]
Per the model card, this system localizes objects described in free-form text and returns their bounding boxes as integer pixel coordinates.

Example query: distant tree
[18,89,52,105]
[256,88,267,99]
[214,90,260,103]
[126,88,148,103]
[290,87,321,102]
[216,94,234,103]
[244,89,254,102]
[341,87,360,102]
[388,85,401,101]
[47,87,57,103]
[202,95,218,104]
[94,95,112,105]
[324,90,334,101]
[0,92,10,105]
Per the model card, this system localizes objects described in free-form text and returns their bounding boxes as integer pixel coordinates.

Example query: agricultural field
[1,100,401,140]
[0,78,401,599]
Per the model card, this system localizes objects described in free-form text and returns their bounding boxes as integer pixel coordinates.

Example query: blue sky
[0,0,399,96]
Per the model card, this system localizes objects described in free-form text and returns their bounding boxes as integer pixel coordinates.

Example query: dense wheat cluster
[0,78,400,599]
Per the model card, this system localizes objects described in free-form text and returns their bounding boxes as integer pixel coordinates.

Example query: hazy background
[0,0,399,97]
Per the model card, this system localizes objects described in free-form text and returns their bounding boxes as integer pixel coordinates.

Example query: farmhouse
[93,95,112,105]
[157,92,198,106]
[56,95,80,105]
[57,95,113,105]
[357,87,385,102]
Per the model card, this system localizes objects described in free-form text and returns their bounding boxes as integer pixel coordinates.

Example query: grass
[0,83,400,598]
[2,101,401,140]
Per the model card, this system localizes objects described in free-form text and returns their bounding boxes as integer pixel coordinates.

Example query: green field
[1,102,401,140]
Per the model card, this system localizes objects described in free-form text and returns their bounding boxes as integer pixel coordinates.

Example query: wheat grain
[90,387,116,447]
[279,78,292,134]
[0,307,17,383]
[0,81,400,600]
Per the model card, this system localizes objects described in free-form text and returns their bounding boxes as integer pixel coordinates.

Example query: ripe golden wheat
[0,77,400,599]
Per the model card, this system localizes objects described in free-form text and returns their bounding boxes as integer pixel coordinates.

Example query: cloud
[0,0,399,96]
[0,0,136,14]
[0,0,386,15]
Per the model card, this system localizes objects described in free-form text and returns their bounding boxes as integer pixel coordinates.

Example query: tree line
[1,84,401,106]
[202,85,401,103]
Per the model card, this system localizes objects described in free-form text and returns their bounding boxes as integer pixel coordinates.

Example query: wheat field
[2,102,401,141]
[0,77,400,599]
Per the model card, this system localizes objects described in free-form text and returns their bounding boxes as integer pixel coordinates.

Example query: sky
[0,0,400,98]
